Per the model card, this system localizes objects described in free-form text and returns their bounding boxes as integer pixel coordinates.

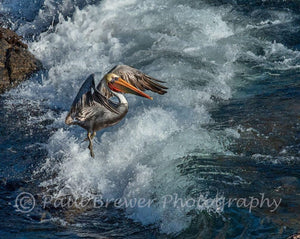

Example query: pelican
[65,65,167,157]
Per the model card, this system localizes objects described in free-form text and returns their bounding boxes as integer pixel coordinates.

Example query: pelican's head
[106,73,153,100]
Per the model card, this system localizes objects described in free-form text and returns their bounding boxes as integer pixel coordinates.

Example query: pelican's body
[66,77,129,133]
[65,65,167,157]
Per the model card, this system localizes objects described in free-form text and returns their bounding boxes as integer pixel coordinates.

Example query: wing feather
[108,65,168,95]
[69,74,119,120]
[71,74,95,109]
[93,87,120,114]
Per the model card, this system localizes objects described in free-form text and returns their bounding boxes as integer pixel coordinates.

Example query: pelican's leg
[91,131,96,140]
[87,132,95,158]
[83,131,96,141]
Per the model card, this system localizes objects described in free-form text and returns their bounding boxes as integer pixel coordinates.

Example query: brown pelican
[65,65,167,157]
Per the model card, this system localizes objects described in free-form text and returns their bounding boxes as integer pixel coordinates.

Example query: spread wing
[71,74,95,110]
[69,74,119,119]
[108,65,168,95]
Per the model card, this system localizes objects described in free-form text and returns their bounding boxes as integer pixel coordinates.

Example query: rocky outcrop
[0,28,42,93]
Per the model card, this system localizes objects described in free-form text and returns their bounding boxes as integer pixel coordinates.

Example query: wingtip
[65,114,73,125]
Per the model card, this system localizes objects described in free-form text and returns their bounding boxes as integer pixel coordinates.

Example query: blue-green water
[0,0,299,238]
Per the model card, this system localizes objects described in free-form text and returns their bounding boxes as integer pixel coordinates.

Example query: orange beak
[108,77,153,100]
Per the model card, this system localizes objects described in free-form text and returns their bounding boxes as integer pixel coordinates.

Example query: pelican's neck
[100,79,128,105]
[111,91,128,105]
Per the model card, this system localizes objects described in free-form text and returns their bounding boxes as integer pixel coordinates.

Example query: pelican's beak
[109,78,153,100]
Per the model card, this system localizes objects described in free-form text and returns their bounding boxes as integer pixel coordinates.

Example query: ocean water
[0,0,299,238]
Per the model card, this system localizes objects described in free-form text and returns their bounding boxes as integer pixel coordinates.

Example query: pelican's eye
[109,77,118,83]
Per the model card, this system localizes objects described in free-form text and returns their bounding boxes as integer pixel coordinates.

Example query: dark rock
[0,28,42,93]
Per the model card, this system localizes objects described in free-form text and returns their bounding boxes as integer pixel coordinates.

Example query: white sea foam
[243,41,300,71]
[1,0,101,36]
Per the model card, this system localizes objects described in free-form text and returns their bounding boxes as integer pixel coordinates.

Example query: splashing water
[15,0,239,233]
